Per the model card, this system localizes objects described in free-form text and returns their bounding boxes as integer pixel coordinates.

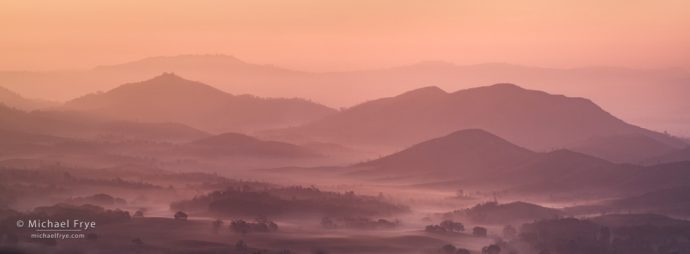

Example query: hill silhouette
[349,129,690,196]
[567,184,690,217]
[2,54,687,135]
[354,129,534,180]
[64,73,336,133]
[0,86,57,110]
[444,201,562,224]
[179,133,318,158]
[269,84,682,153]
[643,147,690,165]
[0,104,208,142]
[570,133,683,163]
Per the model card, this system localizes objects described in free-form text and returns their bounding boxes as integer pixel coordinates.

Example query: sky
[1,0,689,71]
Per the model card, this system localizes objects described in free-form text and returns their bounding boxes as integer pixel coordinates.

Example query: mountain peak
[64,73,230,114]
[450,83,531,98]
[396,86,447,98]
[149,72,187,82]
[359,129,535,177]
[64,74,335,133]
[115,73,226,95]
[424,129,531,151]
[94,54,247,70]
[189,132,258,146]
[485,83,525,91]
[405,60,457,68]
[443,128,505,141]
[0,86,57,110]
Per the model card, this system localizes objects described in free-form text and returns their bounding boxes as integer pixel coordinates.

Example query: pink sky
[1,0,689,71]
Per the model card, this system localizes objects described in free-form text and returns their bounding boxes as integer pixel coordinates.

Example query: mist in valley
[1,71,689,254]
[2,1,690,253]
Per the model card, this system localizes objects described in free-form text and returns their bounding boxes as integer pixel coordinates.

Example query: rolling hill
[570,133,682,163]
[2,55,687,136]
[178,133,319,158]
[63,73,336,133]
[444,201,562,224]
[0,86,57,110]
[567,184,690,217]
[0,104,208,142]
[352,129,535,180]
[643,147,690,165]
[348,128,690,197]
[268,84,683,154]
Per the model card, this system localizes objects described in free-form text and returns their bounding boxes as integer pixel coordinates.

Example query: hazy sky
[1,0,689,71]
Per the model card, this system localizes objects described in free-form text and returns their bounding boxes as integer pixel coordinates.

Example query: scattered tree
[426,220,465,234]
[502,225,517,239]
[174,211,188,220]
[440,220,465,232]
[473,226,488,237]
[482,244,501,254]
[441,244,457,253]
[230,218,279,234]
[133,209,144,218]
[456,248,471,254]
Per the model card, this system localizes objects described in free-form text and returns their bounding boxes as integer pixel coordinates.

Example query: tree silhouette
[502,225,517,239]
[473,226,488,237]
[482,244,501,254]
[440,220,465,232]
[456,248,471,254]
[441,244,457,253]
[174,211,188,220]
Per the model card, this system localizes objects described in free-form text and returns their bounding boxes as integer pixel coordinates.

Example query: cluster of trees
[229,217,278,234]
[438,244,471,254]
[425,220,465,234]
[170,186,407,218]
[438,243,503,254]
[608,225,690,254]
[234,240,297,254]
[481,244,502,254]
[473,226,488,237]
[519,218,612,254]
[320,216,399,230]
[446,201,561,225]
[133,209,145,218]
[174,211,188,220]
[519,217,690,254]
[431,215,690,254]
[502,225,517,239]
[424,219,489,238]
